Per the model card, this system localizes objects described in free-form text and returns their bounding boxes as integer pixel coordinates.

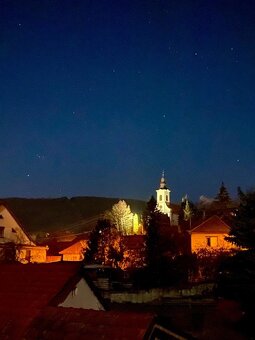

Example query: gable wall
[59,278,104,310]
[0,206,34,245]
[60,240,88,261]
[191,232,234,253]
[17,246,47,263]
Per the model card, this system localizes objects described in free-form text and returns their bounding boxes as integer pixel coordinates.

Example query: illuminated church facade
[156,172,179,226]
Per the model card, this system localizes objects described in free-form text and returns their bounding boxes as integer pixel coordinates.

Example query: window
[159,195,162,201]
[0,215,3,219]
[166,195,168,201]
[206,236,218,247]
[0,226,5,238]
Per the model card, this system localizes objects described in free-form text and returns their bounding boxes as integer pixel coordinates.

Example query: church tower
[156,171,171,217]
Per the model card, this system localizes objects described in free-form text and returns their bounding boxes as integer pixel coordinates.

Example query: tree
[227,190,255,249]
[218,191,255,332]
[179,196,197,230]
[85,219,111,263]
[85,218,125,268]
[96,227,124,267]
[105,200,133,235]
[143,196,161,268]
[183,199,194,229]
[215,182,231,203]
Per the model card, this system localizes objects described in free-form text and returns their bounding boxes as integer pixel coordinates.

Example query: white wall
[59,278,104,310]
[0,205,34,245]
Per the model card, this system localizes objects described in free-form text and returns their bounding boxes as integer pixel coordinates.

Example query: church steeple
[159,170,167,189]
[156,171,171,217]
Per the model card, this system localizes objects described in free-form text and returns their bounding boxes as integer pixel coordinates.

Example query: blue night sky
[1,0,255,202]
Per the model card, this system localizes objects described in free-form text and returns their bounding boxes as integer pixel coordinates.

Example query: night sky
[1,0,255,202]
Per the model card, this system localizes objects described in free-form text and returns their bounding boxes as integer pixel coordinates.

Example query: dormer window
[0,226,4,238]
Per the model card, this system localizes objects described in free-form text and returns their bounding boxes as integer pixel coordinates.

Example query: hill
[2,197,146,235]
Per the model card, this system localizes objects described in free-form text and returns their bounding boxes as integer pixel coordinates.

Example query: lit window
[0,226,4,238]
[206,236,218,247]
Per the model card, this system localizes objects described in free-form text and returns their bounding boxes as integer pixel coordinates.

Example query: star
[26,173,30,177]
[35,154,45,160]
[194,52,198,56]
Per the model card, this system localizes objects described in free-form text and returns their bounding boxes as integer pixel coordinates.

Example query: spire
[159,170,167,189]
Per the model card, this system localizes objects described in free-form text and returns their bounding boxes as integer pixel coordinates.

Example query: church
[156,172,179,226]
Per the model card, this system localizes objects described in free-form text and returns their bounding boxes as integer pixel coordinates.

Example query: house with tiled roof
[0,262,170,339]
[0,203,47,263]
[0,262,105,338]
[45,233,90,262]
[189,215,236,253]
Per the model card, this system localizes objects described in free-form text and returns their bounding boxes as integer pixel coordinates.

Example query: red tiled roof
[0,262,82,338]
[24,306,154,340]
[43,233,90,256]
[189,215,230,234]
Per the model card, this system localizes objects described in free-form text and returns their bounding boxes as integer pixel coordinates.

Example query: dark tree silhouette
[143,196,161,268]
[215,182,231,203]
[227,190,255,249]
[85,219,111,263]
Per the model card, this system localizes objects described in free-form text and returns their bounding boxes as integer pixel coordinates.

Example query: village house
[0,262,106,338]
[0,262,163,339]
[45,233,90,262]
[189,215,236,253]
[0,203,47,263]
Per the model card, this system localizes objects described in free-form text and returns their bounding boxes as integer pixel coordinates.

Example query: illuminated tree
[85,218,125,268]
[183,199,194,229]
[179,196,196,230]
[105,200,133,235]
[85,219,111,263]
[96,227,124,267]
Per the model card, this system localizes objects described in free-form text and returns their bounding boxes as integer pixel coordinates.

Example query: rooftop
[24,306,154,340]
[189,215,230,234]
